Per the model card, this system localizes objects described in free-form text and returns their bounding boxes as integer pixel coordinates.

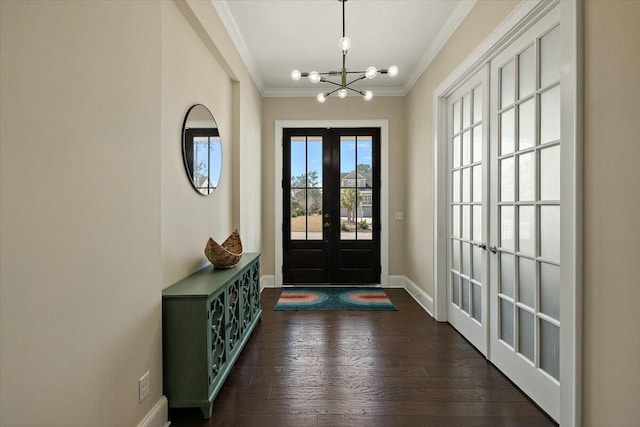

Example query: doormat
[274,287,397,311]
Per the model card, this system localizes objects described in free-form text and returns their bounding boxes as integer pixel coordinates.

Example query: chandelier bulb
[339,36,352,52]
[338,88,348,99]
[363,91,373,101]
[308,71,321,84]
[387,65,399,77]
[291,69,302,81]
[317,93,327,103]
[365,66,378,79]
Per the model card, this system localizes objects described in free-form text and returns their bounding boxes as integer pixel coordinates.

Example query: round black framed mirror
[182,104,222,195]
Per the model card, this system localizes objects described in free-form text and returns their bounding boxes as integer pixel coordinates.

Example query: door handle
[489,245,498,253]
[471,242,487,250]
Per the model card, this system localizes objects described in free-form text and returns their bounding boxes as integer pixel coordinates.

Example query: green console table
[162,253,261,418]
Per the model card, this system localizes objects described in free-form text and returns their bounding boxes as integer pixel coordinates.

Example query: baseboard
[395,276,434,318]
[260,275,275,290]
[136,396,170,427]
[388,275,406,288]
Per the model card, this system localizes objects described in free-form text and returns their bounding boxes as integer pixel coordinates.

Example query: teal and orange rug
[274,287,397,311]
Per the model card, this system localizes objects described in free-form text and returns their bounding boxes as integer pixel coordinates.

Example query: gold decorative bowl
[204,229,243,268]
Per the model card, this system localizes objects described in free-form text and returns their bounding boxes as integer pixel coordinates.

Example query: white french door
[489,7,562,420]
[446,68,489,355]
[438,2,578,424]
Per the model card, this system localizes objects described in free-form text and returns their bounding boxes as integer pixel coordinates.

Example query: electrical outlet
[139,371,150,403]
[395,211,404,220]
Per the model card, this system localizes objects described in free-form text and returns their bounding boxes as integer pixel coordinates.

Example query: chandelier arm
[322,80,343,87]
[346,86,365,94]
[327,87,341,96]
[346,75,367,86]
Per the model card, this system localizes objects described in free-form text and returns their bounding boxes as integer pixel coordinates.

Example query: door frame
[275,120,390,288]
[432,1,581,426]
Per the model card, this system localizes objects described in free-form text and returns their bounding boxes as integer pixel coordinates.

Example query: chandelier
[290,0,398,103]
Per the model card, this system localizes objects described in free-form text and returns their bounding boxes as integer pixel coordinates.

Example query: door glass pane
[500,253,515,298]
[453,100,461,133]
[500,157,514,202]
[518,257,536,308]
[500,299,514,346]
[540,86,561,144]
[540,145,560,200]
[518,44,536,99]
[472,165,482,202]
[462,131,471,165]
[540,206,560,262]
[519,99,535,150]
[463,93,471,129]
[290,138,307,186]
[462,205,470,240]
[452,171,460,203]
[461,278,470,313]
[518,308,535,362]
[290,189,306,240]
[307,188,323,240]
[500,205,515,250]
[453,136,461,168]
[540,321,560,380]
[462,242,471,277]
[540,26,561,87]
[518,206,535,256]
[452,273,460,306]
[541,262,560,320]
[356,189,372,240]
[518,152,535,201]
[473,86,482,123]
[307,137,323,187]
[452,205,460,238]
[473,124,483,162]
[462,168,470,202]
[472,283,482,322]
[500,60,515,108]
[356,136,373,175]
[340,137,356,176]
[501,108,515,155]
[452,239,460,271]
[340,188,357,240]
[472,206,482,241]
[472,246,483,282]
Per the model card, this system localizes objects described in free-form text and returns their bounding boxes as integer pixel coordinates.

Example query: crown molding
[402,0,477,95]
[211,0,265,94]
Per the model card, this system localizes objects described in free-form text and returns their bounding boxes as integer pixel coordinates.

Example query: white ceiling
[213,0,476,97]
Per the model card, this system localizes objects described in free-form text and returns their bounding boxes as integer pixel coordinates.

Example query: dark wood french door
[283,127,381,284]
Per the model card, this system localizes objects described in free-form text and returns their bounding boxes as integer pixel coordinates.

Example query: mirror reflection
[182,104,222,195]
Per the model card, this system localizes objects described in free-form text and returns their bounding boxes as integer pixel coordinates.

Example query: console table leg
[201,401,213,419]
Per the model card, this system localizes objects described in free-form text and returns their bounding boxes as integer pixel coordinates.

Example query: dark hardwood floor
[168,288,557,427]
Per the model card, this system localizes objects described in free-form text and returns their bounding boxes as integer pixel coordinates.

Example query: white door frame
[432,1,582,425]
[274,120,389,288]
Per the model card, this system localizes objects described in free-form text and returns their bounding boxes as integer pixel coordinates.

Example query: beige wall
[161,1,234,285]
[404,0,518,295]
[582,1,640,425]
[260,97,406,277]
[0,1,262,426]
[0,1,163,426]
[404,0,640,425]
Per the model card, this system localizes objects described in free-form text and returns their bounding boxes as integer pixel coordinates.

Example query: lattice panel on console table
[241,271,251,330]
[250,262,261,317]
[208,293,226,384]
[227,280,240,353]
